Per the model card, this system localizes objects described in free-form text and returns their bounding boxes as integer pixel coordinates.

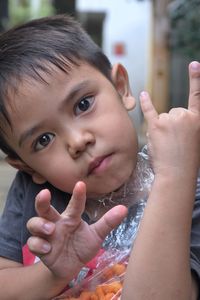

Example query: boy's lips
[88,154,113,175]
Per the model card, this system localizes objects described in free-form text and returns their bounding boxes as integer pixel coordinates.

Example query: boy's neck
[85,172,136,222]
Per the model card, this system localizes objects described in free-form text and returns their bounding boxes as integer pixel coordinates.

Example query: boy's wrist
[152,172,197,205]
[42,260,83,282]
[35,262,69,299]
[154,166,199,184]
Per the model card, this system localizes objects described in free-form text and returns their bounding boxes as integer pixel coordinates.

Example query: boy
[0,15,199,299]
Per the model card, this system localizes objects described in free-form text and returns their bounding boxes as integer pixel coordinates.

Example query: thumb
[91,205,128,241]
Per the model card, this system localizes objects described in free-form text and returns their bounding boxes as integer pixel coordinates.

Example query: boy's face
[4,62,138,197]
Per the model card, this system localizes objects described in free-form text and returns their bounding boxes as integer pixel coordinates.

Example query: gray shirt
[0,171,71,262]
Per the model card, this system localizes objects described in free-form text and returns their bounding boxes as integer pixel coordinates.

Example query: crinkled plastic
[53,146,154,299]
[54,261,127,299]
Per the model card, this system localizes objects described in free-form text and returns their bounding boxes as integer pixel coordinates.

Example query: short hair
[0,14,112,158]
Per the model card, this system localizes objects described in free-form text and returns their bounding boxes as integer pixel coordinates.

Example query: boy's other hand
[27,182,127,279]
[140,61,200,178]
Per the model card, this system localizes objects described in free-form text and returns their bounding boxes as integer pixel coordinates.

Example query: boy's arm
[122,174,198,300]
[0,258,67,300]
[122,61,200,300]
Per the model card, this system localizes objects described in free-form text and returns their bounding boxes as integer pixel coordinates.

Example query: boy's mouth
[87,154,113,176]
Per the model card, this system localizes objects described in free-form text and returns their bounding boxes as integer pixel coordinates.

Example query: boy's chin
[87,174,133,199]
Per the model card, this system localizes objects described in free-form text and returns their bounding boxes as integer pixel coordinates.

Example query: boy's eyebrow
[58,80,90,112]
[18,123,45,147]
[18,80,90,147]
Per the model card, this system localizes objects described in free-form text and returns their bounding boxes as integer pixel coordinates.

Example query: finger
[27,236,51,255]
[63,181,86,219]
[140,91,158,124]
[91,205,128,241]
[27,216,55,236]
[188,61,200,113]
[35,189,60,222]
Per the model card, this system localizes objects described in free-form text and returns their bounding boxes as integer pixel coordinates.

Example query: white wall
[76,0,152,129]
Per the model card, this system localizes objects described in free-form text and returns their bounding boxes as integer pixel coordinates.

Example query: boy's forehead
[5,62,106,118]
[12,61,101,93]
[6,63,77,102]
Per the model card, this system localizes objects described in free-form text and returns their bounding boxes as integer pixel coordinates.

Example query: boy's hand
[27,182,127,279]
[140,61,200,178]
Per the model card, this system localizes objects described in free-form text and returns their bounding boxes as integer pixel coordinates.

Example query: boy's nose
[67,130,95,158]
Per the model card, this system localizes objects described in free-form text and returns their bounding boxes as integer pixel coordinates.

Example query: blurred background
[1,0,200,132]
[0,0,200,211]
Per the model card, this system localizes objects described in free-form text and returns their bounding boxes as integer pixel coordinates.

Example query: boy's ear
[5,156,46,184]
[111,63,136,111]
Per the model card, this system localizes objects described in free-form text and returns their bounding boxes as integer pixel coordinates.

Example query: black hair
[0,14,112,158]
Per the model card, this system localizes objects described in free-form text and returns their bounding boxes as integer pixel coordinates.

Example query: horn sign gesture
[140,61,200,178]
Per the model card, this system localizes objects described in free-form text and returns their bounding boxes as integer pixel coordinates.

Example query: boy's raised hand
[140,61,200,177]
[27,182,127,280]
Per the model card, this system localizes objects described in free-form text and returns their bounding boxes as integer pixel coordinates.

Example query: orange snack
[112,263,126,276]
[103,267,114,280]
[95,285,105,299]
[80,291,93,299]
[103,263,126,281]
[103,292,115,300]
[102,281,122,294]
[90,293,98,300]
[60,262,126,300]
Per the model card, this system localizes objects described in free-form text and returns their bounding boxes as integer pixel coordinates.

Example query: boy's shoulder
[0,171,71,263]
[7,170,71,213]
[195,170,200,200]
[8,170,46,199]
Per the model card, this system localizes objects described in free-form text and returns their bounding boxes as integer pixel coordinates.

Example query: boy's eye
[34,133,55,151]
[74,96,94,115]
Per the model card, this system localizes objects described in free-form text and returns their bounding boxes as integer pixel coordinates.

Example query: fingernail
[43,223,54,234]
[42,243,51,253]
[140,91,148,98]
[191,61,199,70]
